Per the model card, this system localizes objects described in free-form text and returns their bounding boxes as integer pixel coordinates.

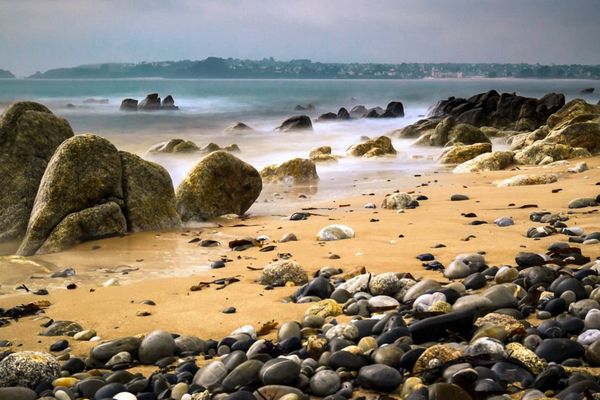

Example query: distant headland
[4,58,600,79]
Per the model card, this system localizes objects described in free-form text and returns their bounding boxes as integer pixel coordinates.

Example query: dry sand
[1,157,599,362]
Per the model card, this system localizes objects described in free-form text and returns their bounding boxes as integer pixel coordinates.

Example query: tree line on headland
[1,58,599,79]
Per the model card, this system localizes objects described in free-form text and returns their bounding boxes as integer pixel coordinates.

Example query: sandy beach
[1,155,598,362]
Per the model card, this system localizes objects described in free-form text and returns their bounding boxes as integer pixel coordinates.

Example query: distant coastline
[4,57,599,80]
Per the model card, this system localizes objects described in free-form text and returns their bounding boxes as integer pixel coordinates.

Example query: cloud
[0,0,599,76]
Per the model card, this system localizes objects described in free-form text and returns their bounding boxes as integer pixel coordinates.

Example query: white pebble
[113,392,137,400]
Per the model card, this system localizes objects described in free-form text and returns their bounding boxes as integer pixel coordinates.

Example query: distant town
[3,58,600,79]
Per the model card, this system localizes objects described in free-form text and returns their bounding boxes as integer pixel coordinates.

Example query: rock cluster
[149,139,240,155]
[120,93,179,111]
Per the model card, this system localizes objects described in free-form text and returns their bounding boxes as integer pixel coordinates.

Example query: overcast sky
[1,0,599,76]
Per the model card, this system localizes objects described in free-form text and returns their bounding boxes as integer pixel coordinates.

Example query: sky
[1,0,599,76]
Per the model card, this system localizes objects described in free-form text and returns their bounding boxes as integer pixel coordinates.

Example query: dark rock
[515,252,545,268]
[120,98,138,111]
[535,338,585,363]
[464,273,487,290]
[221,359,263,392]
[161,95,179,110]
[138,93,161,111]
[259,358,300,386]
[276,115,313,131]
[357,364,402,392]
[382,101,405,118]
[337,107,351,120]
[138,330,176,365]
[0,387,38,400]
[409,308,477,344]
[93,382,126,400]
[91,337,141,362]
[451,194,469,201]
[317,112,337,121]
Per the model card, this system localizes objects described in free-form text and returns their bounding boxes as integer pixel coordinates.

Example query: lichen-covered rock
[506,342,547,375]
[542,119,600,153]
[453,151,514,173]
[369,272,400,296]
[260,158,319,184]
[304,299,343,318]
[475,313,527,336]
[176,151,262,221]
[149,139,199,153]
[381,192,417,210]
[495,173,558,187]
[347,136,396,157]
[276,115,313,131]
[514,142,591,165]
[316,224,355,241]
[309,146,339,163]
[120,151,181,231]
[0,352,60,388]
[440,143,492,164]
[36,202,127,254]
[413,344,462,373]
[0,102,74,241]
[258,260,308,286]
[17,134,123,256]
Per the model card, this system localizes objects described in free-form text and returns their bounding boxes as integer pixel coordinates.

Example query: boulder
[453,151,514,173]
[17,134,124,256]
[119,98,138,111]
[415,117,490,147]
[276,115,313,131]
[260,158,319,184]
[161,95,178,110]
[36,202,127,254]
[176,151,262,221]
[225,122,254,133]
[316,112,337,121]
[350,105,367,118]
[542,117,600,153]
[120,151,181,231]
[337,107,351,120]
[392,117,441,138]
[514,142,591,165]
[382,101,405,118]
[138,93,161,111]
[0,102,74,241]
[495,173,558,187]
[348,136,396,157]
[365,107,383,118]
[259,260,308,286]
[149,139,200,153]
[546,99,600,130]
[440,143,492,164]
[309,146,338,163]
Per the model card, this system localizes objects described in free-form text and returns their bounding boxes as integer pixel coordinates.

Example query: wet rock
[221,359,263,392]
[261,158,319,184]
[347,136,396,157]
[193,361,228,391]
[148,138,199,153]
[276,115,313,132]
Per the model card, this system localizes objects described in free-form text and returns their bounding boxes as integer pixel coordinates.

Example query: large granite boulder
[348,136,396,157]
[176,151,262,221]
[453,151,514,173]
[17,135,124,255]
[414,117,489,147]
[260,158,319,184]
[514,142,591,165]
[120,152,181,231]
[428,91,564,131]
[138,93,161,111]
[276,115,313,131]
[0,102,74,241]
[440,143,492,164]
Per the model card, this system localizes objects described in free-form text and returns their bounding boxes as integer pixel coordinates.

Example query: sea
[0,78,598,208]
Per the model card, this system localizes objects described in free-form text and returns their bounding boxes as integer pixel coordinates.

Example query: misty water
[1,78,598,212]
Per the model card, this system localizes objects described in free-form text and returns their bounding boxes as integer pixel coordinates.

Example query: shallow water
[1,78,598,211]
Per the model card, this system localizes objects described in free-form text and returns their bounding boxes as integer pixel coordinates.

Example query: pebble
[357,364,402,392]
[494,216,514,226]
[450,194,469,201]
[309,370,341,397]
[222,307,236,314]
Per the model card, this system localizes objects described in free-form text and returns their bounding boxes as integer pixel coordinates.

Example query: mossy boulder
[453,151,514,173]
[348,136,396,157]
[440,143,492,164]
[120,151,181,231]
[149,139,199,153]
[0,102,74,241]
[176,151,262,221]
[309,146,339,163]
[17,134,124,256]
[261,158,319,184]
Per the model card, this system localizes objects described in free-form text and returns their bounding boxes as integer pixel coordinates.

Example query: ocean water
[0,78,598,209]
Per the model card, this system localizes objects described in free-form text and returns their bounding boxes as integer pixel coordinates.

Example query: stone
[382,101,405,118]
[568,197,597,209]
[453,151,514,173]
[367,295,400,311]
[413,344,462,373]
[260,158,318,184]
[258,260,308,286]
[148,139,199,153]
[416,118,490,147]
[535,338,585,363]
[193,361,228,391]
[444,260,471,279]
[381,192,417,210]
[316,224,355,241]
[309,146,338,163]
[91,337,141,362]
[0,351,60,388]
[259,358,300,386]
[428,383,472,400]
[138,93,161,110]
[176,151,262,221]
[0,102,74,241]
[138,330,176,365]
[348,136,396,157]
[494,216,514,227]
[369,272,400,296]
[496,173,558,187]
[514,142,591,165]
[357,364,402,392]
[495,266,519,283]
[465,337,507,358]
[0,387,38,400]
[225,122,253,133]
[309,370,340,397]
[403,279,441,302]
[440,142,492,164]
[42,320,83,336]
[568,161,589,173]
[120,98,138,111]
[505,343,546,375]
[450,194,469,201]
[304,299,342,318]
[221,360,263,392]
[106,351,132,367]
[17,134,124,256]
[276,115,313,131]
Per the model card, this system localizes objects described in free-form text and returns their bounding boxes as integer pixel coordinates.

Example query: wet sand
[1,156,599,361]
